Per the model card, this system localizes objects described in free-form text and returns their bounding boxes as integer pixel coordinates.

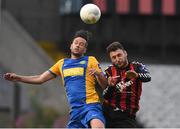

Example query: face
[70,37,87,57]
[109,49,128,68]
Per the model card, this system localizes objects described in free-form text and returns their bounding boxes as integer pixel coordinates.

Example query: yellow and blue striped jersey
[49,56,102,108]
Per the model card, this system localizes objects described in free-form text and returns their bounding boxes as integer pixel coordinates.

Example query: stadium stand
[137,64,180,128]
[0,66,14,127]
[0,10,68,115]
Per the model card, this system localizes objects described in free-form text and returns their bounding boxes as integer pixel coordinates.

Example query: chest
[62,59,88,77]
[109,65,136,84]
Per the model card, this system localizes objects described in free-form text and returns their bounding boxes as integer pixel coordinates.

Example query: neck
[121,60,129,68]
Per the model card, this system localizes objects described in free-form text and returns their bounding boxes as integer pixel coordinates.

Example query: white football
[80,4,101,24]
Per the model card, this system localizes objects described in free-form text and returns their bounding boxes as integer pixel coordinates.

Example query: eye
[112,56,116,60]
[117,53,122,57]
[73,41,78,44]
[79,42,86,47]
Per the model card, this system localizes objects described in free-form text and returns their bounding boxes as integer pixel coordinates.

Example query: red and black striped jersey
[103,61,151,116]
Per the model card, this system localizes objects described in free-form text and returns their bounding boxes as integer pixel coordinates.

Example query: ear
[70,43,73,50]
[124,50,127,57]
[83,47,87,54]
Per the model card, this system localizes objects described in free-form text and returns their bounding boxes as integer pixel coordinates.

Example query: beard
[71,52,82,58]
[115,62,125,68]
[114,59,128,68]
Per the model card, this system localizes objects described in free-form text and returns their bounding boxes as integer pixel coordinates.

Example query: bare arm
[89,68,108,89]
[95,72,108,89]
[4,71,55,84]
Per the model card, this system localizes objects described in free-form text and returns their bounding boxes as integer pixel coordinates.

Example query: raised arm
[133,62,151,82]
[4,71,55,84]
[89,69,108,89]
[102,67,115,99]
[88,57,108,89]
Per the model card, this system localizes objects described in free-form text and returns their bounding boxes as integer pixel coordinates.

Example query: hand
[4,73,20,82]
[108,76,117,86]
[125,70,138,79]
[89,68,100,76]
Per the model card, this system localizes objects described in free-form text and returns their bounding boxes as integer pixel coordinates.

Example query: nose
[116,57,123,63]
[75,43,80,48]
[116,56,120,61]
[75,43,79,48]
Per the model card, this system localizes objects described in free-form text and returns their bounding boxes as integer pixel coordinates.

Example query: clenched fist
[4,73,20,82]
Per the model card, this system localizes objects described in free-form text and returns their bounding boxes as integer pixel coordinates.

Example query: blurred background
[0,0,180,128]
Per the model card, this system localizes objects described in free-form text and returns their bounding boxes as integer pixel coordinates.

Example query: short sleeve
[49,59,64,77]
[89,56,102,73]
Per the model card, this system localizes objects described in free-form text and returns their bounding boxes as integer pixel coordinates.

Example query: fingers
[89,69,96,75]
[4,73,10,80]
[89,68,100,76]
[108,77,116,86]
[111,76,120,79]
[3,73,16,81]
[108,70,138,86]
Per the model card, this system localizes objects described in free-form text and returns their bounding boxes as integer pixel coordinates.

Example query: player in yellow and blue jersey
[4,30,108,128]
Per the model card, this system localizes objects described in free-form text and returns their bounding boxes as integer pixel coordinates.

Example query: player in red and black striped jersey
[103,41,151,128]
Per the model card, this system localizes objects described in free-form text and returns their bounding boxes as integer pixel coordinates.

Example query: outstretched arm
[4,71,55,84]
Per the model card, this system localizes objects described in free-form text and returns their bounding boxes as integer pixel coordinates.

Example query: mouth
[118,60,123,64]
[116,61,124,67]
[73,48,81,54]
[74,48,79,51]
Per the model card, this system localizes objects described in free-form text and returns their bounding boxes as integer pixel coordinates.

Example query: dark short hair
[106,41,125,54]
[73,30,92,47]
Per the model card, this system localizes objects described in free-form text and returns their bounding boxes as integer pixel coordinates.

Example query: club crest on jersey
[80,60,86,64]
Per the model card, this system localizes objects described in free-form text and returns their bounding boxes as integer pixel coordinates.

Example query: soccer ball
[80,4,101,24]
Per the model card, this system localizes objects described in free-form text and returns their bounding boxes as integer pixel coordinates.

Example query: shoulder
[131,61,144,67]
[88,56,97,60]
[131,61,149,71]
[58,58,65,63]
[88,56,99,63]
[55,58,65,66]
